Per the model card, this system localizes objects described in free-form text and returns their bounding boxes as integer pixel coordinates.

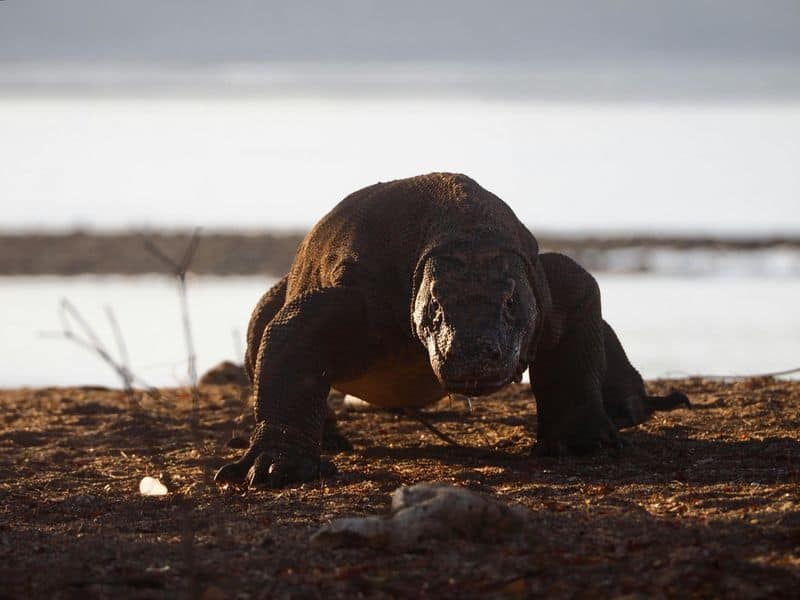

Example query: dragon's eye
[428,297,443,326]
[503,295,516,322]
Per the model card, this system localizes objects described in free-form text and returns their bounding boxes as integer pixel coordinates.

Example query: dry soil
[1,378,798,598]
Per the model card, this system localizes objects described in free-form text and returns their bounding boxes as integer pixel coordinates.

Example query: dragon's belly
[333,348,446,409]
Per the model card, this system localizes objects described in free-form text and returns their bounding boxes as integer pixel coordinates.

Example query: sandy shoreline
[1,377,798,597]
[2,230,799,277]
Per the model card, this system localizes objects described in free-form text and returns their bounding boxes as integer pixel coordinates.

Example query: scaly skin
[215,173,689,488]
[244,275,287,384]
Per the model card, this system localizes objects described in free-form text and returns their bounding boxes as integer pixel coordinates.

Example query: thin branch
[106,306,132,385]
[50,301,131,391]
[41,329,119,375]
[60,298,110,357]
[404,406,498,452]
[144,228,202,278]
[141,230,209,600]
[676,365,800,380]
[42,296,164,397]
[141,230,206,493]
[142,229,201,391]
[179,276,198,391]
[143,238,181,273]
[404,409,465,448]
[178,230,201,273]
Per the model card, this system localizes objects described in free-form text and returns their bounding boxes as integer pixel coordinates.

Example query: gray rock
[311,482,530,550]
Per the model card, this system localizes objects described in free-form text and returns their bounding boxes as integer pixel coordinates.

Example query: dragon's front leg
[215,286,366,488]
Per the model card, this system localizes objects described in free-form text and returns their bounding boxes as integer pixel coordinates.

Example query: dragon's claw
[214,459,252,485]
[247,452,326,488]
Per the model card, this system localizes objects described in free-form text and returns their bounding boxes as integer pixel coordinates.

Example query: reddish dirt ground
[1,378,798,598]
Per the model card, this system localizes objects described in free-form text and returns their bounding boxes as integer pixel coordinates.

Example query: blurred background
[1,0,798,387]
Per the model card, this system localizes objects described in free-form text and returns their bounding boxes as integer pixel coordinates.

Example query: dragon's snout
[412,248,537,398]
[434,335,515,395]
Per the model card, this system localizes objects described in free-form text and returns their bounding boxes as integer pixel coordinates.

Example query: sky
[1,0,799,66]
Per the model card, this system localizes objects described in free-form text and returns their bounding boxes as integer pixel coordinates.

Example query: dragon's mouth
[442,376,510,396]
[425,335,516,396]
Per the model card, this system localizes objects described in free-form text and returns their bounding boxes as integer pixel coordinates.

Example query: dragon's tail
[645,391,691,413]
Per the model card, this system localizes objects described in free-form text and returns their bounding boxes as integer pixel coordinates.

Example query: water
[1,96,799,234]
[1,275,266,388]
[1,274,797,388]
[2,92,798,387]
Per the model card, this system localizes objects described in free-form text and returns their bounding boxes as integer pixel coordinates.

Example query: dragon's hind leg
[322,413,354,453]
[601,320,689,429]
[532,254,620,455]
[533,252,689,454]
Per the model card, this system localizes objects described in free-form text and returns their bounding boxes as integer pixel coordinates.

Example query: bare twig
[142,238,179,273]
[178,274,198,393]
[143,229,201,275]
[143,230,207,600]
[685,365,800,380]
[143,229,202,412]
[45,299,144,393]
[41,327,126,387]
[404,409,466,448]
[179,233,201,273]
[106,305,132,387]
[404,405,500,452]
[755,366,800,377]
[41,298,169,412]
[60,298,111,358]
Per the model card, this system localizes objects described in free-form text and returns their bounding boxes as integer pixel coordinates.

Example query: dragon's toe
[247,452,333,488]
[535,416,624,457]
[322,430,354,454]
[214,459,251,485]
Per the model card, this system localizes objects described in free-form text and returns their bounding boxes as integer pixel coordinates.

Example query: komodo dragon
[215,173,688,488]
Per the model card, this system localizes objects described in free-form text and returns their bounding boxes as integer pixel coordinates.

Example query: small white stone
[139,476,168,496]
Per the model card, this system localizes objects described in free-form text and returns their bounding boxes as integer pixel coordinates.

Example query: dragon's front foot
[534,409,624,457]
[534,431,627,457]
[214,422,334,488]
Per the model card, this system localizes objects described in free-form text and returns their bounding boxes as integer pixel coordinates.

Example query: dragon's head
[412,242,538,396]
